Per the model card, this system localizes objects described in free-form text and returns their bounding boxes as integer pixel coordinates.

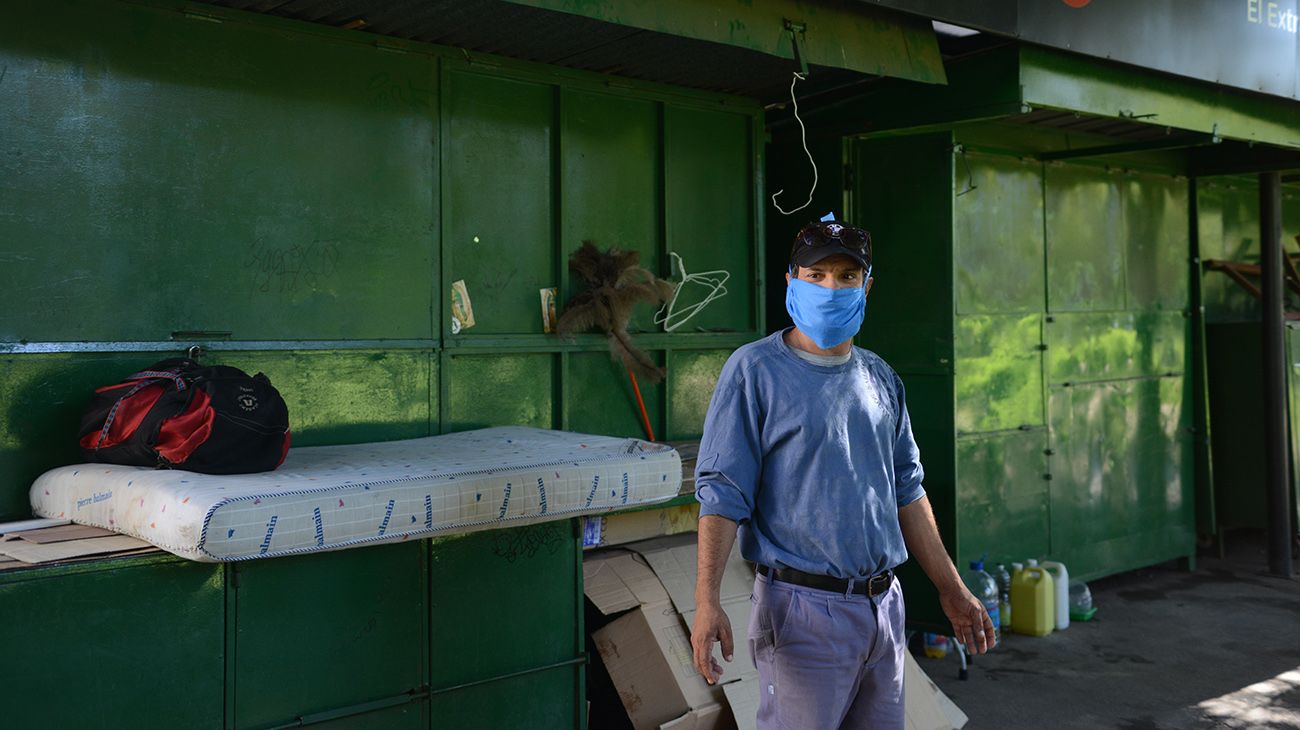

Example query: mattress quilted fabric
[30,427,681,562]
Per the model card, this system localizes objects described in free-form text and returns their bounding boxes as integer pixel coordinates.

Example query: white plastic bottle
[1041,560,1070,630]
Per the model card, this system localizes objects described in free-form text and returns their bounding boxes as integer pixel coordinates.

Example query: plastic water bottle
[992,563,1013,632]
[963,559,1000,644]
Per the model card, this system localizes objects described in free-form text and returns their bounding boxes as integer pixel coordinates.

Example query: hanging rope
[770,71,818,216]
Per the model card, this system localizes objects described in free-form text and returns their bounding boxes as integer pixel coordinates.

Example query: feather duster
[557,241,675,383]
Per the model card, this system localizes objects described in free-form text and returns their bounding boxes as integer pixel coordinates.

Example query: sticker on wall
[540,287,558,333]
[450,279,476,334]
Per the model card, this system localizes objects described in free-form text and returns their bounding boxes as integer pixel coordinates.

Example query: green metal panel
[566,351,663,439]
[211,351,434,445]
[429,665,578,730]
[1196,180,1259,323]
[0,556,224,729]
[1045,312,1185,384]
[1206,322,1269,530]
[309,704,425,729]
[953,314,1043,434]
[445,353,555,432]
[1123,173,1189,312]
[852,133,955,374]
[953,153,1045,315]
[443,70,554,336]
[428,524,581,720]
[1049,378,1194,578]
[954,430,1050,567]
[0,0,436,342]
[1045,164,1126,313]
[665,106,754,333]
[502,0,946,83]
[561,90,660,332]
[233,542,426,728]
[1020,45,1300,151]
[666,349,731,440]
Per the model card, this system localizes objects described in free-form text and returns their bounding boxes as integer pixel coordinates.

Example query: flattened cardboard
[721,679,759,730]
[628,534,751,616]
[3,523,117,544]
[904,652,968,730]
[659,702,730,730]
[584,551,672,615]
[0,534,150,564]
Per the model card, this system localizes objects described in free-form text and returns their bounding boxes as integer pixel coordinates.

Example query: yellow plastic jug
[1010,560,1055,636]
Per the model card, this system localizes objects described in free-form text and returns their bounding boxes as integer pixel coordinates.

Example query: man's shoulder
[718,332,784,385]
[852,345,890,368]
[852,346,902,383]
[729,333,780,363]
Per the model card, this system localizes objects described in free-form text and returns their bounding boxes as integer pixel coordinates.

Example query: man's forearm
[898,495,962,594]
[696,515,738,605]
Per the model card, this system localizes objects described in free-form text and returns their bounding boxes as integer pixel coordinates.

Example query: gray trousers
[748,572,906,730]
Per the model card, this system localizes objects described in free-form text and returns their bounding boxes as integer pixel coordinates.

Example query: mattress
[30,426,681,562]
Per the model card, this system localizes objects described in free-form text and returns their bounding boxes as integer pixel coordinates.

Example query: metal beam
[1038,133,1219,162]
[1190,143,1300,177]
[1260,171,1294,578]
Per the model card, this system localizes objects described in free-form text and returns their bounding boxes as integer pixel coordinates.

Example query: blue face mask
[785,276,868,349]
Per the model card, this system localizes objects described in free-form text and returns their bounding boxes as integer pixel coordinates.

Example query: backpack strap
[92,369,188,450]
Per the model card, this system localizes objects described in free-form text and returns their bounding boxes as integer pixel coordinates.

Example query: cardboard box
[586,534,756,730]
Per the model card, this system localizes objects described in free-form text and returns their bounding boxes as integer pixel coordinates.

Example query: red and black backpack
[79,358,290,474]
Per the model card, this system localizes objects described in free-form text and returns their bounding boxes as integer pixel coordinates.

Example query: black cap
[789,220,872,271]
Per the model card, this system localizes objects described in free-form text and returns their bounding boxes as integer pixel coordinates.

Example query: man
[690,218,995,729]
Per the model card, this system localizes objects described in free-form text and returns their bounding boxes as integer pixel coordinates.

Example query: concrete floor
[924,534,1300,729]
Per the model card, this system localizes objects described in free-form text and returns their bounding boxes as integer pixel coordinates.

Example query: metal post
[1259,171,1294,577]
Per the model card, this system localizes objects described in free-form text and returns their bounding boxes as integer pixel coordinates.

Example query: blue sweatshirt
[694,328,926,579]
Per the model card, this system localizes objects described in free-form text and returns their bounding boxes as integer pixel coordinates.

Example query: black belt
[758,564,894,597]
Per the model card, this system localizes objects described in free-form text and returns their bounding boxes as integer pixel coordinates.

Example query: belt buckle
[867,572,891,597]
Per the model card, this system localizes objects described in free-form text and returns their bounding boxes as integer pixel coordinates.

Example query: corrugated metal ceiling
[196,0,866,102]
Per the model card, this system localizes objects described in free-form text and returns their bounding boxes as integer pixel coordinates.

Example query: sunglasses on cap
[790,221,873,263]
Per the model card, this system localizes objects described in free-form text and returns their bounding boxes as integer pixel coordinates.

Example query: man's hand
[690,601,734,685]
[940,587,996,654]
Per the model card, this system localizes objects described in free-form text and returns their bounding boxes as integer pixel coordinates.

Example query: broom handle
[627,367,656,442]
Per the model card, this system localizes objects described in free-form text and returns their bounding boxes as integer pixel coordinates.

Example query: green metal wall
[852,128,1197,629]
[0,1,765,727]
